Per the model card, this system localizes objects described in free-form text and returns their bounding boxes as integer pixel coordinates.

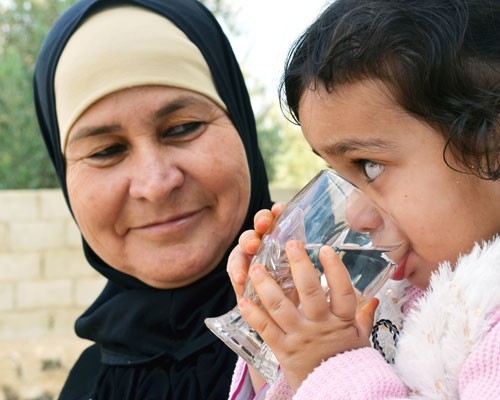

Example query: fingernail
[286,240,302,257]
[249,264,264,282]
[319,245,334,257]
[249,238,261,249]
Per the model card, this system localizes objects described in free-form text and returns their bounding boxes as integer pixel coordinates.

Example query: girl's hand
[227,203,286,299]
[238,240,378,391]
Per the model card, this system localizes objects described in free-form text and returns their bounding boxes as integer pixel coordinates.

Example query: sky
[225,1,331,101]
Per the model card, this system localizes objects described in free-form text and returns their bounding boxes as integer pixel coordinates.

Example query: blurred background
[0,0,330,398]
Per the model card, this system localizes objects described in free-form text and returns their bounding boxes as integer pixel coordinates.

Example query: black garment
[33,1,272,398]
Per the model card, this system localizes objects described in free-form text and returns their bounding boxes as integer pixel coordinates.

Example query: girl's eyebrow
[319,138,397,157]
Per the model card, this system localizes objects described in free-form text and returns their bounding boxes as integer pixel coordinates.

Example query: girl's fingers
[319,246,357,319]
[286,240,330,319]
[248,263,300,331]
[253,209,275,235]
[238,295,285,349]
[357,298,379,336]
[271,202,286,218]
[239,229,262,256]
[227,245,251,298]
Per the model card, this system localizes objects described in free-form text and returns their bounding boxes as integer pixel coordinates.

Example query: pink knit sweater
[229,305,500,400]
[228,236,500,400]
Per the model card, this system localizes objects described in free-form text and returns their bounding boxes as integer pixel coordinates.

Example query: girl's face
[299,79,500,289]
[65,86,251,289]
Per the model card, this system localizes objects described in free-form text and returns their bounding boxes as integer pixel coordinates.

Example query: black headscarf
[33,0,272,398]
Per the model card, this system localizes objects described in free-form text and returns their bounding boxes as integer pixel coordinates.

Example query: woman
[33,0,271,398]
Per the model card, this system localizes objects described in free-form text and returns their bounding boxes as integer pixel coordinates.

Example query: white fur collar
[374,236,500,399]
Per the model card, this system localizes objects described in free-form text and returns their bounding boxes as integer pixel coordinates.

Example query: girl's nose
[345,189,384,233]
[128,150,184,202]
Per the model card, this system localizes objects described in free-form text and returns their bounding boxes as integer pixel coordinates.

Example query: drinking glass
[205,169,399,383]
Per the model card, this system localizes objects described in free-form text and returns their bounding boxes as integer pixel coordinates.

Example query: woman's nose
[345,190,384,233]
[128,149,184,202]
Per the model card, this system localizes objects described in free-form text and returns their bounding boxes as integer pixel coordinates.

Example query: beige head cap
[54,5,225,152]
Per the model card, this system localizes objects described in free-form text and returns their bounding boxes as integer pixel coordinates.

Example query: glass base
[205,306,280,384]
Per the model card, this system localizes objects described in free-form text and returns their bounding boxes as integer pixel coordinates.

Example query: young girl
[227,0,500,398]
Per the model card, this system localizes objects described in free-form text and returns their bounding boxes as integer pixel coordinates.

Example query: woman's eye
[89,143,127,159]
[363,160,385,181]
[162,121,204,140]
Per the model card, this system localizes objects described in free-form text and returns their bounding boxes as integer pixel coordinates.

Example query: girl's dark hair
[280,0,500,180]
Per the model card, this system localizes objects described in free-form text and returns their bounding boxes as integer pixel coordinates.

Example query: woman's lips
[391,252,409,281]
[134,210,201,233]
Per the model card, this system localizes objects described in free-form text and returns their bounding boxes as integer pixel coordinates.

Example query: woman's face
[299,79,500,289]
[65,86,251,288]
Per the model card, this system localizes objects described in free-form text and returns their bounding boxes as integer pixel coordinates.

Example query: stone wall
[0,187,295,400]
[0,190,106,400]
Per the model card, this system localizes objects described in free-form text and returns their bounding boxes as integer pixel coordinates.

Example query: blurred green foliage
[0,0,78,188]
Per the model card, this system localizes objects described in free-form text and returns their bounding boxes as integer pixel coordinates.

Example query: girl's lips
[391,252,409,281]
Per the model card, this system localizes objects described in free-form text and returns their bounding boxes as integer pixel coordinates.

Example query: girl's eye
[161,121,204,140]
[363,160,385,181]
[89,143,127,159]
